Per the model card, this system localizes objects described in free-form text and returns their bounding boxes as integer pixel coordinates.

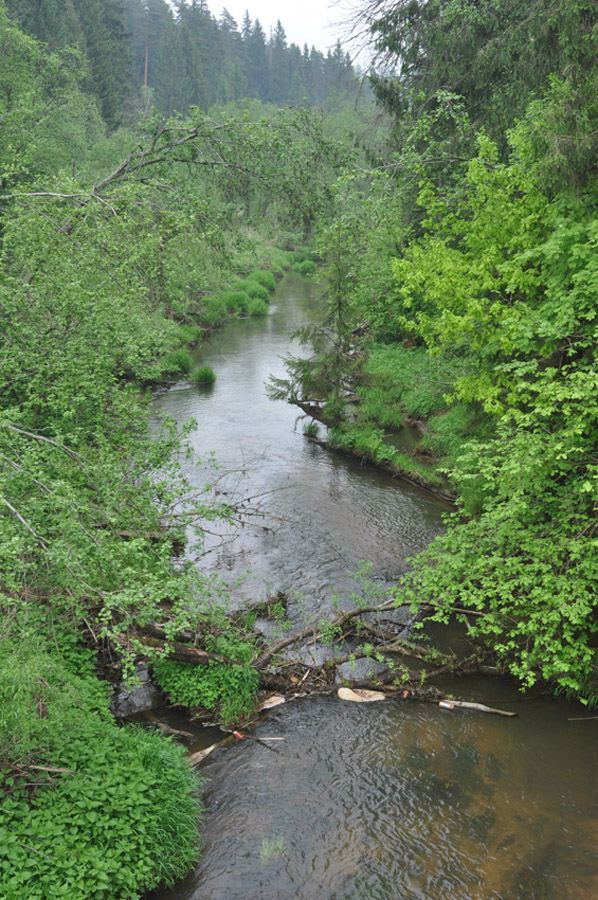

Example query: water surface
[151,274,598,900]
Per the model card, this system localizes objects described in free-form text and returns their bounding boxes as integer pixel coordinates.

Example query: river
[151,273,598,900]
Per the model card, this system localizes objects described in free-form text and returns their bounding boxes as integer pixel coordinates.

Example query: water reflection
[153,274,445,620]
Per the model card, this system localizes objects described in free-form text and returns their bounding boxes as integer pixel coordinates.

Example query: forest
[0,0,597,898]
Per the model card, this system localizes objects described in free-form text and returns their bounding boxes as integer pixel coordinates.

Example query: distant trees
[5,0,131,127]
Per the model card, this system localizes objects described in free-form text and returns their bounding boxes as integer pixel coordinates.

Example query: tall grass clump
[161,348,193,375]
[248,269,276,292]
[221,290,250,313]
[199,296,227,327]
[236,279,270,302]
[247,297,269,317]
[175,323,203,345]
[191,364,216,384]
[294,259,317,276]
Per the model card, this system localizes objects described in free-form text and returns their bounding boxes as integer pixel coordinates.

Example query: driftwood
[437,699,517,717]
[117,592,518,727]
[142,709,194,738]
[253,599,396,670]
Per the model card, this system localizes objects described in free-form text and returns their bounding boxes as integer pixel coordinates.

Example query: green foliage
[248,269,276,292]
[153,650,259,724]
[191,365,216,385]
[200,296,228,327]
[0,11,357,899]
[294,258,317,276]
[0,624,203,900]
[161,349,193,375]
[221,290,251,312]
[176,323,203,345]
[247,297,269,317]
[236,279,270,302]
[388,131,598,696]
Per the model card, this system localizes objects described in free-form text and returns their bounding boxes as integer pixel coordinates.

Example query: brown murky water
[151,274,598,900]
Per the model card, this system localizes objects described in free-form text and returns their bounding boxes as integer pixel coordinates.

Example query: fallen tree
[113,591,514,725]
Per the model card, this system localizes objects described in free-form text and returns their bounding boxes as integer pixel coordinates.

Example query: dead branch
[253,599,396,670]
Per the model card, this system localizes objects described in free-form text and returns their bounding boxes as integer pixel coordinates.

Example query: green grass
[175,323,203,345]
[293,259,317,276]
[199,296,228,327]
[161,349,193,375]
[364,344,456,419]
[236,279,270,301]
[191,364,216,384]
[248,269,276,292]
[247,297,269,317]
[221,290,250,313]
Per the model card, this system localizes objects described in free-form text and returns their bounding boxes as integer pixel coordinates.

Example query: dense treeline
[279,0,598,702]
[5,0,363,122]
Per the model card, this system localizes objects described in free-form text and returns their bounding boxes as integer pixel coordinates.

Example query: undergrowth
[0,617,203,900]
[153,634,259,724]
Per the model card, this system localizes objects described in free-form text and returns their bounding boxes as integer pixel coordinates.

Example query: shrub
[161,349,193,375]
[0,633,203,900]
[175,323,202,345]
[191,364,216,384]
[221,290,250,313]
[236,279,270,301]
[294,259,316,276]
[248,269,276,292]
[247,297,269,317]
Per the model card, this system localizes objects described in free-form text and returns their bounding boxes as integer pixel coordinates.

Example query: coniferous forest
[1,0,598,897]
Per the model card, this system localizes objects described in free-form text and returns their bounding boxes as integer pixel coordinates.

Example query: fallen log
[132,635,228,666]
[253,600,396,670]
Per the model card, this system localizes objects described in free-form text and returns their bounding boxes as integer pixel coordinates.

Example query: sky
[212,0,354,54]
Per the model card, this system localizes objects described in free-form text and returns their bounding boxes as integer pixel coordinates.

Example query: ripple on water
[152,691,598,900]
[151,277,598,900]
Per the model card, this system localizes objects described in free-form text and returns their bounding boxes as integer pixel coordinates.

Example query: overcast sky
[212,0,353,53]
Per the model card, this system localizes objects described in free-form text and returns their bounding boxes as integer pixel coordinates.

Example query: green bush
[153,635,258,724]
[221,290,250,313]
[161,349,193,375]
[294,259,317,276]
[0,633,203,900]
[236,279,270,301]
[248,269,276,292]
[247,297,269,317]
[191,364,216,384]
[175,323,203,345]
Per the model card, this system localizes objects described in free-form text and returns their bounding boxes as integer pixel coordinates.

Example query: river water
[152,274,598,900]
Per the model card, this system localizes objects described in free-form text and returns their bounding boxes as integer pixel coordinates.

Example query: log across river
[151,274,598,900]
